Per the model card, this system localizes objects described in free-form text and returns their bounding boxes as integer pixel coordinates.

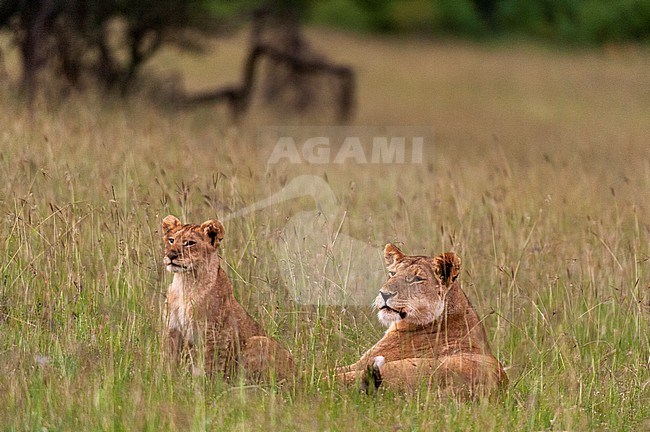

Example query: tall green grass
[1,33,649,430]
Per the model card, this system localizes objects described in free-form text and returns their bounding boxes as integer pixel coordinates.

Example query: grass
[1,28,649,430]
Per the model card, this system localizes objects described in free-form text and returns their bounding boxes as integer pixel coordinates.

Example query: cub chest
[164,278,196,344]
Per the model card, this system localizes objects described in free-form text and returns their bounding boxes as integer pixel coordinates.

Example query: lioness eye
[410,275,426,283]
[388,271,396,278]
[183,240,196,247]
[168,238,174,245]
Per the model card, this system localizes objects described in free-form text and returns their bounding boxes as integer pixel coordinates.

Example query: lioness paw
[360,356,385,395]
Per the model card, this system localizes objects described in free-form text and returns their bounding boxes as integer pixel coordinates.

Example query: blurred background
[2,0,650,120]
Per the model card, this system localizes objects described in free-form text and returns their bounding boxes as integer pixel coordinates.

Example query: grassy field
[1,28,649,430]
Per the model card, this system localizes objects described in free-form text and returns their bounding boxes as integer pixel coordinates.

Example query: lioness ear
[200,219,225,247]
[384,243,405,270]
[432,252,461,286]
[162,215,181,236]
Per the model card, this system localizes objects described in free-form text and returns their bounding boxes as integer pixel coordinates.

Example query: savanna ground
[1,28,649,430]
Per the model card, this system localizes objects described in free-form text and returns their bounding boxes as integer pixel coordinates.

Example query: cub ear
[432,252,461,286]
[384,243,405,270]
[162,215,181,236]
[200,219,225,247]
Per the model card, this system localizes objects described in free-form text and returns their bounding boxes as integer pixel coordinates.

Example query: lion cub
[161,215,294,382]
[336,244,507,397]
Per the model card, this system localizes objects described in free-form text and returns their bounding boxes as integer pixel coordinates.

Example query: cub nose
[167,250,179,261]
[380,291,396,302]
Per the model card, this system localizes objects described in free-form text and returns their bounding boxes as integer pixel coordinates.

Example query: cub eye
[183,240,196,247]
[167,238,174,245]
[388,271,396,278]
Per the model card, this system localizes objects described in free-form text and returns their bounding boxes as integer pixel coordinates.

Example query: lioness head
[375,243,461,327]
[161,215,225,273]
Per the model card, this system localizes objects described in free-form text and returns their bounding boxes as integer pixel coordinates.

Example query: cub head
[161,215,225,273]
[375,243,461,327]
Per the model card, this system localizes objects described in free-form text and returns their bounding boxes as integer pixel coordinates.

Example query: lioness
[335,244,507,397]
[161,215,294,382]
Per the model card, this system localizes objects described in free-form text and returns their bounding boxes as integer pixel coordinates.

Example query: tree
[184,5,356,122]
[0,1,356,121]
[0,0,241,98]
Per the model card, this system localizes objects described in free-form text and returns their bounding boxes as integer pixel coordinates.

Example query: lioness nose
[380,291,396,302]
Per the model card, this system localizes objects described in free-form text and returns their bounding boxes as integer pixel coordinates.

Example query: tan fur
[161,215,294,383]
[335,244,507,397]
